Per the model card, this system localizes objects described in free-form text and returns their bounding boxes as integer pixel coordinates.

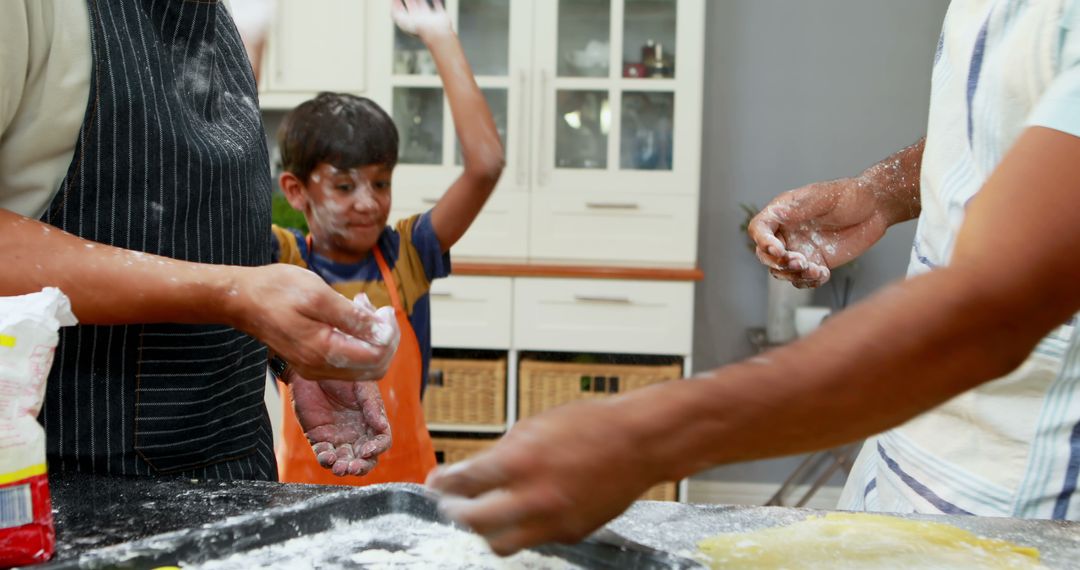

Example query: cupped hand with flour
[749,141,925,289]
[288,374,392,477]
[392,0,453,40]
[749,178,891,288]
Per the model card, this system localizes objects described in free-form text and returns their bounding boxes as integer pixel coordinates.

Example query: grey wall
[691,0,950,483]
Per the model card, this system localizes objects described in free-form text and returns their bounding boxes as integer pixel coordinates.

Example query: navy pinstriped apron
[39,0,276,479]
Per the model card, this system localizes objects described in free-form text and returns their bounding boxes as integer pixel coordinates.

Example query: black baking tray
[36,485,704,569]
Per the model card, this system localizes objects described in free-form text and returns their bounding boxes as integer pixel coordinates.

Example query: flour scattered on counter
[184,513,581,570]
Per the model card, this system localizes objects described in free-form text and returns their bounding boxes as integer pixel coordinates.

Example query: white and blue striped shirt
[839,0,1080,520]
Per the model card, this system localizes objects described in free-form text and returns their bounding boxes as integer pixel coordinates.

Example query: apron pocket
[134,324,267,473]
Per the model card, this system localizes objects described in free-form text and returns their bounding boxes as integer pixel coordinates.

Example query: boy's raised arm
[392,0,505,252]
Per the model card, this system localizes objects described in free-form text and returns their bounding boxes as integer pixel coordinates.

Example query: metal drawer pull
[585,202,640,210]
[430,292,453,299]
[574,295,632,304]
[422,197,440,205]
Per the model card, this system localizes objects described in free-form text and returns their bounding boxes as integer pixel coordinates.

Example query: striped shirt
[839,0,1080,519]
[271,212,451,389]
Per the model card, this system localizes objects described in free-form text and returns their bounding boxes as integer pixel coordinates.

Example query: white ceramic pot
[795,306,832,338]
[766,276,814,344]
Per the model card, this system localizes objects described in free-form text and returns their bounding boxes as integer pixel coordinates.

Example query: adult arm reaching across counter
[427,126,1080,554]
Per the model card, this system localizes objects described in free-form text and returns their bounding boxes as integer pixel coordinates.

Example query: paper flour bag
[0,288,76,566]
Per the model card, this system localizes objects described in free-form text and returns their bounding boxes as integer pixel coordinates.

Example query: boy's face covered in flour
[302,162,393,263]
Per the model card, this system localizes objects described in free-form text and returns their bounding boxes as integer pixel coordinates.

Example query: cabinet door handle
[574,295,633,305]
[538,70,551,187]
[430,292,453,299]
[585,202,641,211]
[274,11,286,81]
[517,70,529,187]
[422,197,440,205]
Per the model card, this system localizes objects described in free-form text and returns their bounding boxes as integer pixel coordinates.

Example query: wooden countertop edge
[452,262,705,282]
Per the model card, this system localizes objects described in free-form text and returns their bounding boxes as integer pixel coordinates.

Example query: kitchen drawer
[391,190,528,260]
[513,278,694,355]
[430,277,512,349]
[528,193,698,265]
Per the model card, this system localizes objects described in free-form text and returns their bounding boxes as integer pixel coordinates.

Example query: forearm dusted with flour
[0,208,396,381]
[641,266,1045,479]
[644,128,1080,479]
[0,208,239,325]
[857,138,924,227]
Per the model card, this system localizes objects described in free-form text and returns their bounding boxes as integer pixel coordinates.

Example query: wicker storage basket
[424,357,507,426]
[641,482,679,502]
[431,437,498,466]
[518,359,682,419]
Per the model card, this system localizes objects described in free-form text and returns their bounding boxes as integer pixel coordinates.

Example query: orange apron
[277,246,436,485]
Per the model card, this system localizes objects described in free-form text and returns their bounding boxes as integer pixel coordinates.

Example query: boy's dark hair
[278,92,399,182]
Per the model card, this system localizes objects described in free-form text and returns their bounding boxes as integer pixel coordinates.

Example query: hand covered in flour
[749,178,890,288]
[289,373,392,477]
[226,264,400,381]
[426,399,659,556]
[392,0,453,40]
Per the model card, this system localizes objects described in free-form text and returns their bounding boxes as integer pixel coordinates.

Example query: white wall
[691,0,951,484]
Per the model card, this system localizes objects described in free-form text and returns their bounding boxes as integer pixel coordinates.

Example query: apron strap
[304,234,405,313]
[372,247,405,314]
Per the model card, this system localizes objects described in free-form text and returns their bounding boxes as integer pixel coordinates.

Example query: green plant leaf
[271,192,308,233]
[738,202,761,255]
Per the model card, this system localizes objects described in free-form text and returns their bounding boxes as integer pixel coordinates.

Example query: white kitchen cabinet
[366,0,534,259]
[428,276,513,349]
[362,0,705,262]
[259,0,371,110]
[530,0,704,197]
[261,1,704,262]
[389,185,530,261]
[513,278,694,355]
[528,191,699,264]
[428,271,697,502]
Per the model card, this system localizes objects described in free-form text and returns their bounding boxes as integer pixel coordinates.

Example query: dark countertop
[46,472,329,561]
[38,472,1080,569]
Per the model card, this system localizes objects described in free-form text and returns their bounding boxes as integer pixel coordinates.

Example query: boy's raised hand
[393,0,505,253]
[289,375,392,477]
[392,0,453,39]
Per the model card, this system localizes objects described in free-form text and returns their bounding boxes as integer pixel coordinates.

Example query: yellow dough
[697,513,1043,569]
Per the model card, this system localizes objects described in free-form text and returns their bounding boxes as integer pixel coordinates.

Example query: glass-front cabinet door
[532,0,703,196]
[367,0,704,263]
[368,0,532,259]
[529,0,704,264]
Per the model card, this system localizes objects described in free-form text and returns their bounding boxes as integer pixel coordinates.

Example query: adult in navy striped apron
[39,0,276,479]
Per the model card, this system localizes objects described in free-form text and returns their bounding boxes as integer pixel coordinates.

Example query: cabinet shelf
[452,261,703,281]
[427,423,507,434]
[550,77,678,91]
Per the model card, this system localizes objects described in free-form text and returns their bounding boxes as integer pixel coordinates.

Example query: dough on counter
[697,513,1043,569]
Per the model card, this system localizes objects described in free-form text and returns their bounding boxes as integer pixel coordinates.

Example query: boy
[271,0,504,485]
